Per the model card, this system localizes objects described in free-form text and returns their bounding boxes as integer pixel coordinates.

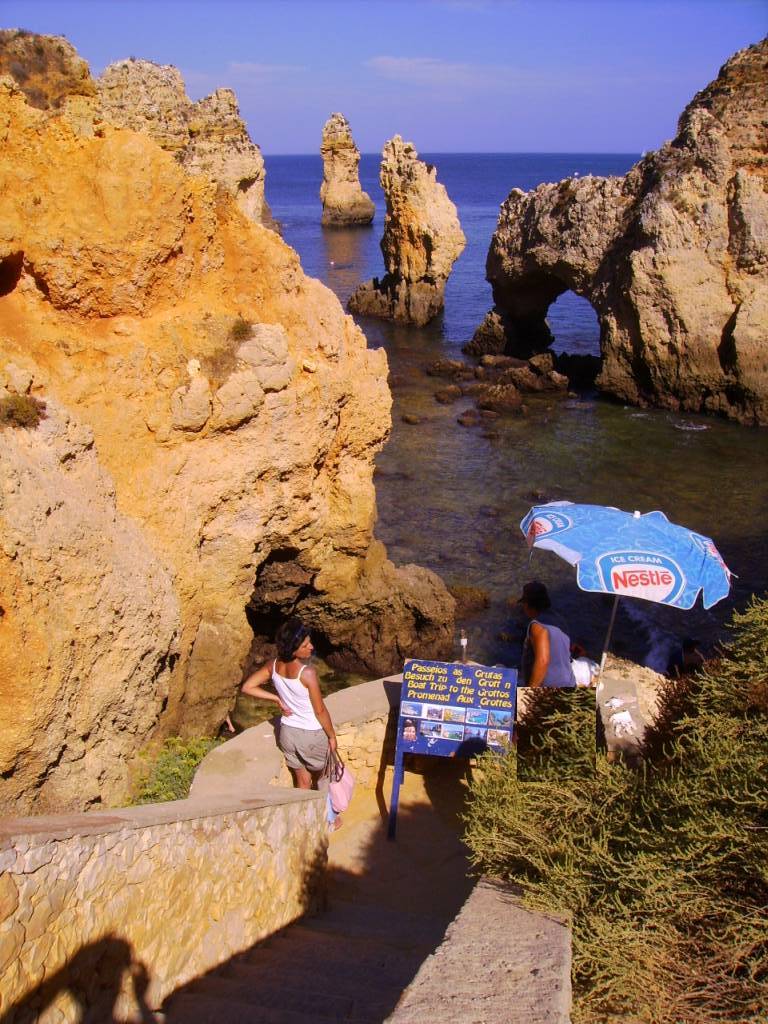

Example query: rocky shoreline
[0,27,764,817]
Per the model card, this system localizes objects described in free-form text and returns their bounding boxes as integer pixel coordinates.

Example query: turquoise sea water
[265,153,768,672]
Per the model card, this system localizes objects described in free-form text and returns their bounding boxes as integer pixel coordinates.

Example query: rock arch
[472,39,768,425]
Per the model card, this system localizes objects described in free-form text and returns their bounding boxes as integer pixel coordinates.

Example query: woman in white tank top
[241,618,338,790]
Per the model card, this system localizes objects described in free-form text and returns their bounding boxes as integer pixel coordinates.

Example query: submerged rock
[434,385,462,404]
[320,112,375,226]
[473,39,768,424]
[449,584,491,615]
[425,358,476,381]
[457,409,482,427]
[349,135,466,326]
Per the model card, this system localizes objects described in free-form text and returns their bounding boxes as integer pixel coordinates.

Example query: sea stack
[320,112,375,226]
[470,39,768,425]
[98,58,276,229]
[348,135,466,326]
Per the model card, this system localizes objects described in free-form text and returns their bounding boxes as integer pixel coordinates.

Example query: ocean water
[264,153,768,672]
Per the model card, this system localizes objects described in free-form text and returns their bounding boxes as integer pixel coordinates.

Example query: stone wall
[0,791,327,1022]
[190,675,403,799]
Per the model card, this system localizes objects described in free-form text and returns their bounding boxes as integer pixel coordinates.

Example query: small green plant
[229,316,252,343]
[132,735,223,804]
[0,394,46,429]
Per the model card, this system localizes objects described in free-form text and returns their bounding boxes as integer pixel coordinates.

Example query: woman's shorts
[279,725,328,772]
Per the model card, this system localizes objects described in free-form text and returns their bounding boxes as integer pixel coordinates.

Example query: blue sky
[4,1,765,153]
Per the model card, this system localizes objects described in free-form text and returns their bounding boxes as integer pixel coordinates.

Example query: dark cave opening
[0,251,23,297]
[243,548,337,673]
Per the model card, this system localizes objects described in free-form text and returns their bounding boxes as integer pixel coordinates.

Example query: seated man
[666,637,705,679]
[519,580,576,688]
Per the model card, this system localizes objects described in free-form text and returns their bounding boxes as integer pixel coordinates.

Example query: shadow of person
[0,935,158,1024]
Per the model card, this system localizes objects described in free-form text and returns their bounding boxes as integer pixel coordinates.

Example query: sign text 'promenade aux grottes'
[388,659,518,838]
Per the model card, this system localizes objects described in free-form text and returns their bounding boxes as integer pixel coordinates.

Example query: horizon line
[263,149,645,158]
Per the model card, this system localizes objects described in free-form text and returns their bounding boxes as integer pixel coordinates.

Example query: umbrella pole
[597,596,620,683]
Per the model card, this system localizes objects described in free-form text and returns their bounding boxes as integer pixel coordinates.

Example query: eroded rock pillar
[348,136,466,326]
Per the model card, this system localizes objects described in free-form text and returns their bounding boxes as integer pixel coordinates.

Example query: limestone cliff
[320,113,375,226]
[0,29,96,110]
[0,32,275,231]
[99,59,275,230]
[472,39,768,425]
[348,136,466,326]
[0,77,454,814]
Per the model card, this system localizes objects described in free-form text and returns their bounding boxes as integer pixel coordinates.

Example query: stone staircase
[163,896,444,1023]
[166,736,573,1024]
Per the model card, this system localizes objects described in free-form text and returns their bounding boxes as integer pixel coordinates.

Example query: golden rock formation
[99,58,276,230]
[472,39,768,424]
[320,113,375,226]
[0,77,454,813]
[349,136,466,326]
[0,29,96,110]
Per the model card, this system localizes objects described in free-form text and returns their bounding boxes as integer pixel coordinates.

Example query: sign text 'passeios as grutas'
[397,659,518,758]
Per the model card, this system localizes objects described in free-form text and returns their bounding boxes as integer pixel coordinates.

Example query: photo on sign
[424,705,445,721]
[466,708,489,726]
[401,702,423,718]
[420,720,442,738]
[489,710,513,728]
[443,706,467,724]
[487,729,511,748]
[464,725,488,740]
[401,719,418,742]
[441,723,465,741]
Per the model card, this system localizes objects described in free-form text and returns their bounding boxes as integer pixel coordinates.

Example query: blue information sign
[388,659,518,838]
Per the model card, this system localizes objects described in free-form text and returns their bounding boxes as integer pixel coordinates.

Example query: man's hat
[519,580,551,610]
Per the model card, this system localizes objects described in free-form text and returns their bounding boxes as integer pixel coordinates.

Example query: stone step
[222,957,415,997]
[297,900,445,949]
[174,974,393,1020]
[251,922,422,972]
[165,992,377,1024]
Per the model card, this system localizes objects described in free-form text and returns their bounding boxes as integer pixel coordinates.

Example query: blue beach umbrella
[519,501,733,677]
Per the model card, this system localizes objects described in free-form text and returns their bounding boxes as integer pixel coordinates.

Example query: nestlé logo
[597,551,685,604]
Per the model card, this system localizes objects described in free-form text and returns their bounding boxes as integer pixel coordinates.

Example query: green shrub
[514,686,596,780]
[132,735,223,805]
[0,394,46,428]
[229,316,252,343]
[464,598,768,1023]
